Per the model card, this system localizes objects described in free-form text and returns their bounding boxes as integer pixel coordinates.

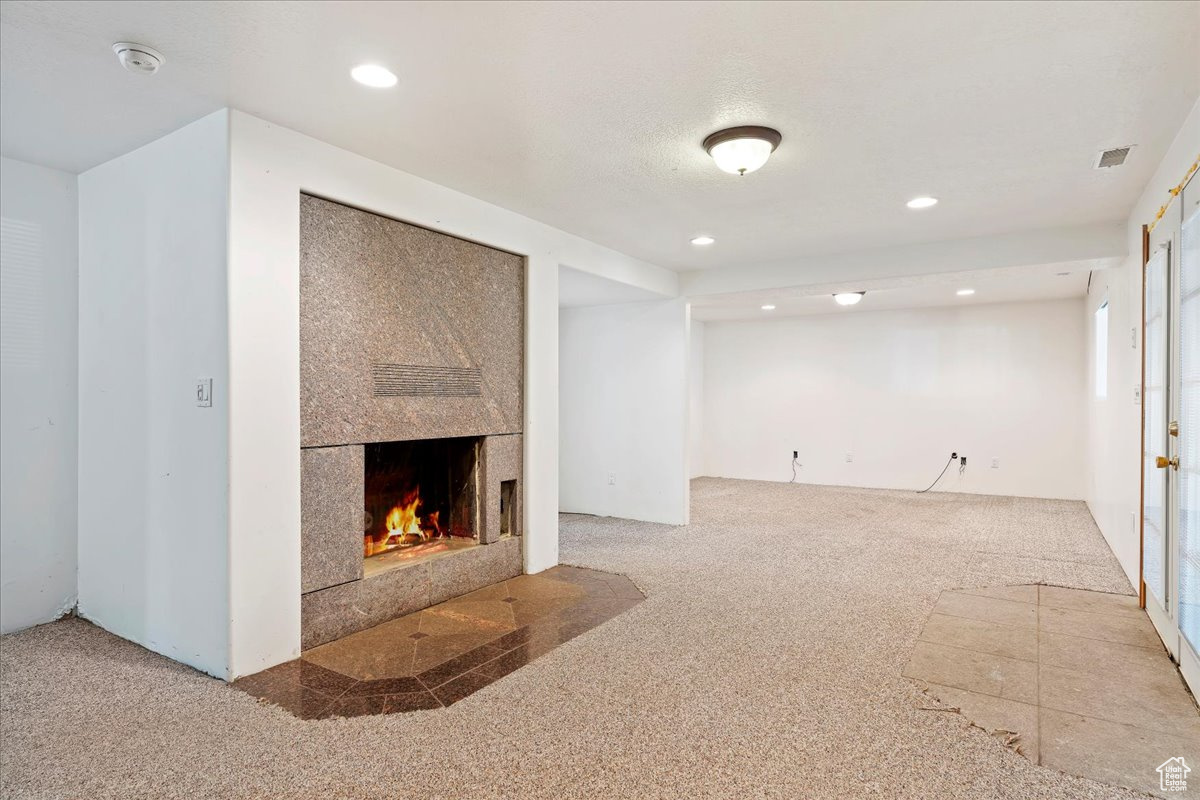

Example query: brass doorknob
[1156,455,1180,470]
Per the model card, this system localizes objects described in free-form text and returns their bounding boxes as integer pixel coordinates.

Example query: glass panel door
[1179,186,1200,654]
[1144,243,1170,610]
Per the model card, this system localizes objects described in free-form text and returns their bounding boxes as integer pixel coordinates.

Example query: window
[1094,300,1109,399]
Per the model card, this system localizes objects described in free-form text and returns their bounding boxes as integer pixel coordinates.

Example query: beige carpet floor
[0,478,1159,799]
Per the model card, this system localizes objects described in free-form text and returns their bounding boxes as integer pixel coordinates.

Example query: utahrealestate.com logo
[1158,757,1190,792]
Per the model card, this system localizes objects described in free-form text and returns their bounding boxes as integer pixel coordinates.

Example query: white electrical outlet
[845,453,854,463]
[195,377,213,407]
[607,472,616,485]
[991,457,1000,469]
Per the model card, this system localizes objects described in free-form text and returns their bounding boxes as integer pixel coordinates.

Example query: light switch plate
[196,377,213,407]
[1133,383,1141,405]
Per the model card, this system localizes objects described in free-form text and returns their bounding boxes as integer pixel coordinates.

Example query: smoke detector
[1095,146,1134,169]
[112,42,164,75]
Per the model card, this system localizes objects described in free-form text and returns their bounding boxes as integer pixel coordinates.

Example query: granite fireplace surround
[299,194,524,650]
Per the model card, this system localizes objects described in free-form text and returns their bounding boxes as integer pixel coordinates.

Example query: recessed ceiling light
[691,235,715,246]
[761,304,776,311]
[906,196,938,209]
[351,64,398,88]
[703,126,782,176]
[956,288,975,296]
[833,292,865,306]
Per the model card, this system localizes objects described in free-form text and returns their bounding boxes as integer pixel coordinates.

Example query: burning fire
[385,490,423,538]
[365,488,445,557]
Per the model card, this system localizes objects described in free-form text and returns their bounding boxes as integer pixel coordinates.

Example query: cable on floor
[917,456,956,494]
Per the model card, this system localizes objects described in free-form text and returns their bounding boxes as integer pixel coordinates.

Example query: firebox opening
[500,479,516,537]
[363,437,480,574]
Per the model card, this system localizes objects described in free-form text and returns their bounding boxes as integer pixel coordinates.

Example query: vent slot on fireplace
[499,479,516,538]
[372,364,483,397]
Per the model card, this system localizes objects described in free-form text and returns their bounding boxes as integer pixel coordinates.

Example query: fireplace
[363,437,481,576]
[298,193,525,649]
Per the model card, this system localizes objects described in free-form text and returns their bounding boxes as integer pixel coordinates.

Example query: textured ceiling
[2,1,1197,272]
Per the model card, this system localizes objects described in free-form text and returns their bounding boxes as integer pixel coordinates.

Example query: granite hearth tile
[417,643,506,689]
[384,691,443,713]
[299,194,524,449]
[301,445,365,594]
[246,566,645,718]
[413,632,503,674]
[294,661,359,695]
[303,613,423,680]
[239,681,341,721]
[327,694,389,719]
[344,676,427,696]
[431,671,497,706]
[475,641,557,680]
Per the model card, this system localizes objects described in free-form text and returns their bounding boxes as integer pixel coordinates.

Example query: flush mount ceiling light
[703,126,782,176]
[906,196,939,209]
[833,292,865,306]
[956,288,975,296]
[351,64,398,88]
[761,304,776,311]
[112,42,164,75]
[691,235,715,246]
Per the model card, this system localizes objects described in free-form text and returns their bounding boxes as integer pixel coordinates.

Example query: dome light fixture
[761,304,776,311]
[833,292,865,306]
[691,235,715,246]
[703,126,782,176]
[906,196,939,209]
[351,64,398,88]
[956,288,975,296]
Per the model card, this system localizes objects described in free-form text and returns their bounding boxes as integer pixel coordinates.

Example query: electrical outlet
[845,452,854,463]
[195,377,212,407]
[607,472,616,485]
[991,457,1000,469]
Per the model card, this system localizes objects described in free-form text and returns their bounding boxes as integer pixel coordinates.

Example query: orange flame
[385,489,424,538]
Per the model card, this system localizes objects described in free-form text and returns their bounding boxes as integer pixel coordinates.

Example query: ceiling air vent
[1095,146,1133,169]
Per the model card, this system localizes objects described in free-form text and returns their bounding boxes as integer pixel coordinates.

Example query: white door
[1175,173,1200,690]
[1144,170,1200,693]
[1144,232,1172,641]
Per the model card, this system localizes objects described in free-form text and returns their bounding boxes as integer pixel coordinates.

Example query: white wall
[0,158,78,633]
[702,299,1087,499]
[77,111,231,678]
[1087,98,1200,590]
[559,299,690,524]
[226,110,677,677]
[689,319,706,478]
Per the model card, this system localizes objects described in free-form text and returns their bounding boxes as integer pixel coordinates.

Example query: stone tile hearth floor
[904,584,1200,798]
[233,565,643,719]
